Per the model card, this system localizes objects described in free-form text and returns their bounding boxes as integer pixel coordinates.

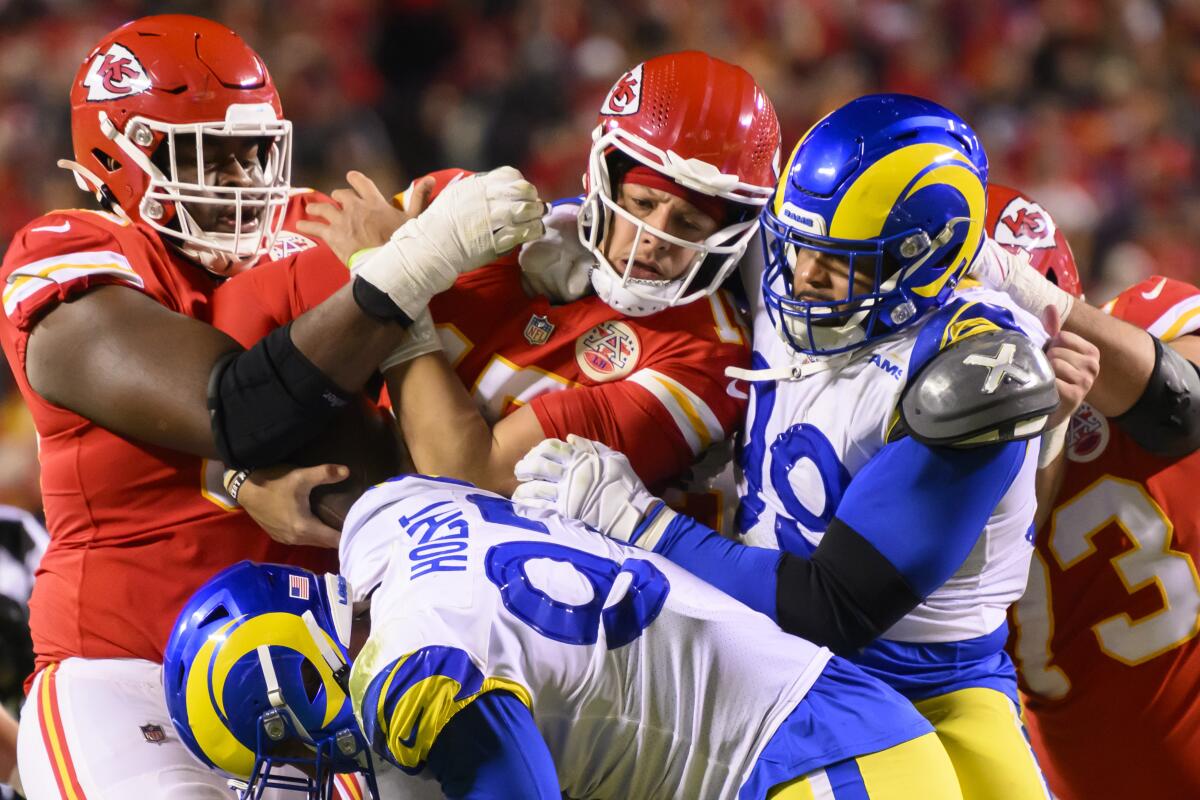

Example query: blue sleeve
[425,691,560,800]
[650,512,784,618]
[649,437,1025,644]
[835,437,1027,596]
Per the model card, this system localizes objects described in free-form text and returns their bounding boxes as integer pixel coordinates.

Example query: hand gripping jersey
[214,170,750,499]
[340,475,937,800]
[737,252,1046,692]
[1010,276,1200,800]
[0,192,337,671]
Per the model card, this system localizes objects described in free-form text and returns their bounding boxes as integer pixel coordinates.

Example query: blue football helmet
[163,561,378,799]
[761,93,988,355]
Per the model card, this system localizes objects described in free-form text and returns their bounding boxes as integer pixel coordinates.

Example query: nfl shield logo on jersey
[524,314,555,346]
[140,723,167,744]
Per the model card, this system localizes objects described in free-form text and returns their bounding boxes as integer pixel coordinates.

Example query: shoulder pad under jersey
[899,329,1057,447]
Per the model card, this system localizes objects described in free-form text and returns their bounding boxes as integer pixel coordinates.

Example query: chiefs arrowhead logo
[83,43,152,102]
[993,196,1056,251]
[600,64,644,117]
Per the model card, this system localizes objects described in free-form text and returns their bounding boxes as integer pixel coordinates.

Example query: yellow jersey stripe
[1154,298,1200,342]
[627,368,724,455]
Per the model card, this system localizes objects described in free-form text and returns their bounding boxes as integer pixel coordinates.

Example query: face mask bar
[580,126,768,311]
[760,211,955,356]
[583,184,758,308]
[237,598,375,800]
[95,105,293,275]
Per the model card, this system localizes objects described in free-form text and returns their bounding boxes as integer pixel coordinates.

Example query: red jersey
[213,170,750,501]
[0,193,339,672]
[1009,276,1200,799]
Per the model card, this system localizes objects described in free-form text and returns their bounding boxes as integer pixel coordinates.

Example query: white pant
[17,658,378,800]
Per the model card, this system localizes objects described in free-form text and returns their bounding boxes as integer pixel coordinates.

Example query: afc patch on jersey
[992,194,1057,252]
[83,43,152,102]
[576,321,639,381]
[268,231,318,260]
[600,63,643,116]
[1067,402,1110,463]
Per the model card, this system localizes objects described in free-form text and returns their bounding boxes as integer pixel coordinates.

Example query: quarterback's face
[788,247,877,321]
[603,183,721,282]
[170,135,270,234]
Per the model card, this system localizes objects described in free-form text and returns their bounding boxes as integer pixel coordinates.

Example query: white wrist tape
[354,222,458,320]
[1038,419,1070,467]
[631,503,677,552]
[379,309,443,373]
[999,247,1075,323]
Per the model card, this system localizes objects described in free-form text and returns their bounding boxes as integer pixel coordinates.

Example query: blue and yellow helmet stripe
[761,93,989,356]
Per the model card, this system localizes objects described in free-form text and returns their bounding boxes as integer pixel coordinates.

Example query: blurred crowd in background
[1,0,1199,514]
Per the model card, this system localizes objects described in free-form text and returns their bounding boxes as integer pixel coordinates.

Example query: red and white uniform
[0,192,338,675]
[1010,276,1200,800]
[216,170,751,508]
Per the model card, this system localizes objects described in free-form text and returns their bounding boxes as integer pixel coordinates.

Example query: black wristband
[223,468,253,503]
[352,276,414,326]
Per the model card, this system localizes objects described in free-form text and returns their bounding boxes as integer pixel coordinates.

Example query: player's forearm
[386,355,524,494]
[290,282,408,391]
[1062,301,1155,416]
[0,704,17,783]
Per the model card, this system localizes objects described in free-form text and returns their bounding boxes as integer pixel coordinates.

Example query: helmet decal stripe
[187,617,257,777]
[829,143,976,239]
[904,163,987,297]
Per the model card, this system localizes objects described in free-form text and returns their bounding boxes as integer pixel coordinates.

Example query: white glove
[379,308,442,373]
[356,166,545,319]
[512,434,675,549]
[969,236,1075,322]
[517,201,593,303]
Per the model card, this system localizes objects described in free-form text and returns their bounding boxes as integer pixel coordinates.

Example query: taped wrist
[379,309,443,373]
[208,323,352,469]
[354,220,457,320]
[1113,335,1200,459]
[1005,255,1075,322]
[776,518,921,655]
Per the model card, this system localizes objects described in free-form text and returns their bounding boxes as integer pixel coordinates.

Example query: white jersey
[339,475,831,800]
[738,254,1046,644]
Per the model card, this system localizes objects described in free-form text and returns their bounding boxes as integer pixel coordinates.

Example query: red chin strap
[621,165,729,224]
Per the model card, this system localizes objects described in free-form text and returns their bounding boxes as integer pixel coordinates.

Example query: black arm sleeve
[207,322,353,469]
[776,517,922,655]
[1112,335,1200,459]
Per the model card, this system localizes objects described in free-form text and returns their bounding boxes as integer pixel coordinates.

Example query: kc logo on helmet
[600,64,643,117]
[83,43,152,102]
[993,196,1056,251]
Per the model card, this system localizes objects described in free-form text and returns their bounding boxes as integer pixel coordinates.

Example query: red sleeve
[1,211,150,331]
[393,169,474,210]
[531,295,750,489]
[211,245,349,348]
[531,380,697,490]
[1106,276,1200,341]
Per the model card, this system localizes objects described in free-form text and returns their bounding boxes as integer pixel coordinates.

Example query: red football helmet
[581,51,781,315]
[65,15,293,275]
[986,183,1083,298]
